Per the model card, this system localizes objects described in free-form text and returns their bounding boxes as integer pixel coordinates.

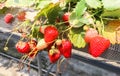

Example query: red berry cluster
[15,25,72,63]
[4,12,26,24]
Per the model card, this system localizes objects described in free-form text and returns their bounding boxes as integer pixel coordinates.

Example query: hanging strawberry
[4,13,14,23]
[55,39,62,46]
[48,49,61,63]
[15,41,31,54]
[62,12,70,25]
[89,36,110,57]
[17,11,26,21]
[58,39,72,58]
[36,39,48,51]
[84,28,98,43]
[44,26,59,43]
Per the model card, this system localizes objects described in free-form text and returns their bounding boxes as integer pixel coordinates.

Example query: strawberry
[36,39,48,51]
[62,12,70,25]
[89,36,110,57]
[48,49,61,63]
[4,13,14,23]
[58,39,72,58]
[15,41,31,54]
[44,26,59,43]
[84,28,98,43]
[39,25,48,34]
[55,39,62,46]
[17,11,26,21]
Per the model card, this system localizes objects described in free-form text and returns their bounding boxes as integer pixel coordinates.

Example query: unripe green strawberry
[89,36,110,57]
[44,26,59,43]
[36,39,48,51]
[55,39,62,46]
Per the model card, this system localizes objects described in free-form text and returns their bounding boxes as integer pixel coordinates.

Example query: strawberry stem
[4,33,13,51]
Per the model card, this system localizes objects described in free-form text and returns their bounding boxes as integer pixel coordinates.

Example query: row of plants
[1,0,120,64]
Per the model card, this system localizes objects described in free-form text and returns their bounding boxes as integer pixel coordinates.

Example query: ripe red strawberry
[44,26,59,43]
[58,39,72,58]
[4,13,14,23]
[17,11,26,21]
[48,49,61,63]
[89,36,110,57]
[62,12,70,22]
[62,12,70,25]
[15,41,31,54]
[84,28,98,43]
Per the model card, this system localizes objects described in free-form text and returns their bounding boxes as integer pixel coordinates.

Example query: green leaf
[69,12,90,28]
[85,0,102,9]
[34,0,51,9]
[102,9,120,17]
[0,0,6,3]
[47,3,61,24]
[102,0,120,10]
[102,0,120,17]
[0,7,8,14]
[35,3,60,22]
[5,0,35,7]
[31,26,43,38]
[79,17,90,24]
[69,12,84,28]
[68,28,86,48]
[74,0,87,17]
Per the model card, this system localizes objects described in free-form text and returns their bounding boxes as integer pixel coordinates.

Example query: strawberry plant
[1,0,120,70]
